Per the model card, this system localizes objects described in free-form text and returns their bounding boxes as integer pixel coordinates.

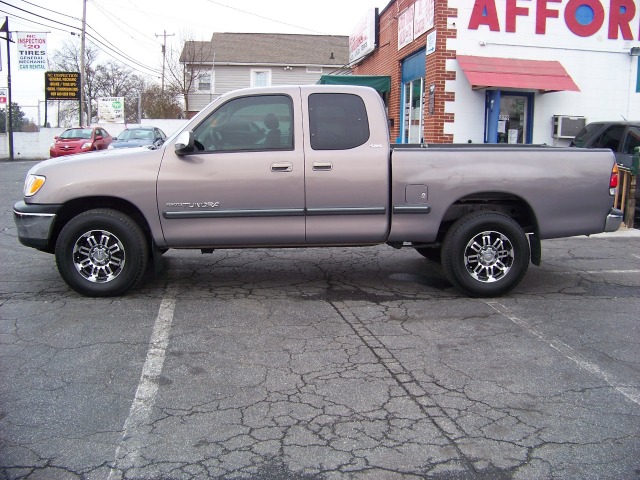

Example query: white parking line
[556,269,640,275]
[108,286,178,479]
[484,300,640,407]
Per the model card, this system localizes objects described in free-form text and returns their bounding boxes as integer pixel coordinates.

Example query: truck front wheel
[55,209,149,297]
[441,212,530,297]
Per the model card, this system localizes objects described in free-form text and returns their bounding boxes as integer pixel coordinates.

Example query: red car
[50,127,113,158]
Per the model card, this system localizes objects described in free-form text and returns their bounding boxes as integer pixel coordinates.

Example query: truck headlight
[24,174,46,197]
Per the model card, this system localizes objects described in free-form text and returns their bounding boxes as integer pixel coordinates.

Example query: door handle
[313,162,333,171]
[271,162,292,172]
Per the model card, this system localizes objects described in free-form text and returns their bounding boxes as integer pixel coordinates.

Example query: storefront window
[399,49,426,144]
[403,78,424,143]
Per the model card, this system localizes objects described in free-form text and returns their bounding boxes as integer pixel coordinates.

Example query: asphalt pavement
[1,160,639,479]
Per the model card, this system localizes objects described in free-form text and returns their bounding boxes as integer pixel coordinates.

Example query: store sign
[0,87,7,104]
[469,0,639,40]
[349,8,377,64]
[17,32,47,70]
[426,30,437,56]
[45,71,80,100]
[398,0,436,50]
[98,97,125,123]
[398,5,415,49]
[414,0,435,38]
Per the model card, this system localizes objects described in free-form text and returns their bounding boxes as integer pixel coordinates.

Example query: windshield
[60,128,93,140]
[118,129,153,141]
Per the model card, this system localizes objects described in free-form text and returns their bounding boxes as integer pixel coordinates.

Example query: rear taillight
[610,163,619,195]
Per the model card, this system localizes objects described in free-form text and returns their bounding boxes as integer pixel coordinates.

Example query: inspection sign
[17,32,47,70]
[45,72,81,100]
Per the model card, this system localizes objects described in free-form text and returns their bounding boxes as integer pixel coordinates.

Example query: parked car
[571,121,639,217]
[49,127,112,158]
[108,126,167,150]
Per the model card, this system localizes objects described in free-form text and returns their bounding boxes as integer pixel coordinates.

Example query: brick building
[349,0,640,145]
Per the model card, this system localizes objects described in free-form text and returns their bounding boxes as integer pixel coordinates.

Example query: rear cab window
[308,93,370,150]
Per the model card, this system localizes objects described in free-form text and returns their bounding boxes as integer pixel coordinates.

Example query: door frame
[484,90,535,144]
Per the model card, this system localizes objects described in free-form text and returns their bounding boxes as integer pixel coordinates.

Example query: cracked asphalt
[1,161,639,479]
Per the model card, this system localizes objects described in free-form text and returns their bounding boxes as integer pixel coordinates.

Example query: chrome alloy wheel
[72,229,125,283]
[463,230,514,283]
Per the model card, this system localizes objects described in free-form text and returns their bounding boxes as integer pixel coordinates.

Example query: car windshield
[60,128,93,140]
[118,129,153,141]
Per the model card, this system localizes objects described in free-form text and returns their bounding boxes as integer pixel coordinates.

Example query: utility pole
[79,0,87,125]
[155,30,174,93]
[1,17,14,159]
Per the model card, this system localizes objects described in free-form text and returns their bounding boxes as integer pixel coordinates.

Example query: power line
[0,1,162,76]
[88,0,159,49]
[203,0,326,35]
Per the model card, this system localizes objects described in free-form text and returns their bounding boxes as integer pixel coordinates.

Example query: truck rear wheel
[441,212,530,297]
[55,209,149,297]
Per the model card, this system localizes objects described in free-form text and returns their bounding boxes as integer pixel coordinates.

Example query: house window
[251,69,271,87]
[198,73,211,91]
[307,66,323,74]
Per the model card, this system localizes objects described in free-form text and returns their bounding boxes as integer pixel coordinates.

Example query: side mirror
[175,131,195,155]
[95,135,103,140]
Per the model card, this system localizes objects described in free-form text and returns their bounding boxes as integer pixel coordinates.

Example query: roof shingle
[181,32,349,66]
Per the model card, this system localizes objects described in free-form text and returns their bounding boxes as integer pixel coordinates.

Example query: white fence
[0,119,189,160]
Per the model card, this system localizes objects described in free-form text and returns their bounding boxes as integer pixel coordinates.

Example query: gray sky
[2,0,385,120]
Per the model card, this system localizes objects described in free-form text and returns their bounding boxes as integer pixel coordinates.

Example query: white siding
[213,65,331,95]
[446,0,640,145]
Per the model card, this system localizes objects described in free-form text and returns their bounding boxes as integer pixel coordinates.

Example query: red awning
[457,55,580,93]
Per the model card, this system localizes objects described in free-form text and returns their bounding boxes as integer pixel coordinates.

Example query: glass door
[402,78,424,144]
[498,95,528,144]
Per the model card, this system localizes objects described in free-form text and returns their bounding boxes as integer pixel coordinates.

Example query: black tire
[414,246,441,263]
[55,209,149,297]
[441,212,530,297]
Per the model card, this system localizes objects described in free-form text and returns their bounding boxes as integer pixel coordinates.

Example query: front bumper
[604,208,624,232]
[13,202,62,250]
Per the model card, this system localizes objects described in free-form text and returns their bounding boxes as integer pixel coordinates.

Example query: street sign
[45,71,80,100]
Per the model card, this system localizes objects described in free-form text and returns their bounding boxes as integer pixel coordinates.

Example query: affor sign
[17,32,47,70]
[468,0,639,39]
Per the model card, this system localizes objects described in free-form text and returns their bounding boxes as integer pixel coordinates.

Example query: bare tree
[165,36,213,116]
[141,83,183,119]
[47,39,99,125]
[94,61,145,123]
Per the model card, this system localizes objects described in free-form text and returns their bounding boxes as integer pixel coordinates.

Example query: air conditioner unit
[552,115,586,139]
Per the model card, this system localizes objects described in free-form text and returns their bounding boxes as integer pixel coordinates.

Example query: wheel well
[45,197,152,253]
[435,192,538,243]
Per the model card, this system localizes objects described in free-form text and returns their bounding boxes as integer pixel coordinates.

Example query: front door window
[498,95,528,144]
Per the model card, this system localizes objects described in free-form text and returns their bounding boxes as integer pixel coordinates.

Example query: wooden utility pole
[155,30,174,93]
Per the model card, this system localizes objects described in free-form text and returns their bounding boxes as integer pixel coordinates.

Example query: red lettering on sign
[536,0,562,33]
[469,0,501,31]
[608,0,636,39]
[506,0,530,32]
[564,0,606,37]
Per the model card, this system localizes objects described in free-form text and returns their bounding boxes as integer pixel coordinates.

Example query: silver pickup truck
[14,85,622,297]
